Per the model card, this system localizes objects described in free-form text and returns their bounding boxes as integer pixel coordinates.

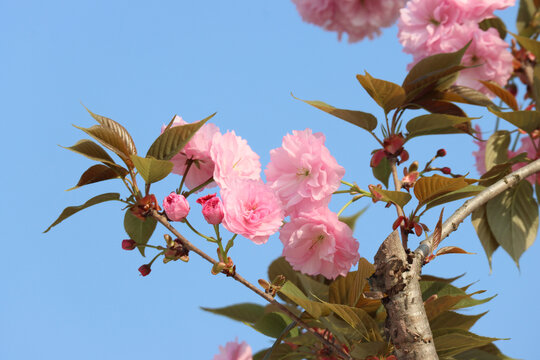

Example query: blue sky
[1,1,537,359]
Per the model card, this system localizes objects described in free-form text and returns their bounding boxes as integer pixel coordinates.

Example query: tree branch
[416,158,540,259]
[150,210,352,360]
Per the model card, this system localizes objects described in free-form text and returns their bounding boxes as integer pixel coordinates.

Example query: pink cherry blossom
[265,129,345,216]
[291,0,335,27]
[222,179,284,245]
[213,340,253,360]
[162,192,190,221]
[210,131,261,190]
[293,0,406,43]
[197,193,224,225]
[161,116,220,192]
[398,0,514,94]
[452,0,515,22]
[280,207,359,279]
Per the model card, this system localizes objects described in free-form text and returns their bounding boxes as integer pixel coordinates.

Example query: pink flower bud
[122,239,136,250]
[163,192,190,221]
[436,149,447,157]
[138,264,151,276]
[441,167,452,175]
[197,193,224,225]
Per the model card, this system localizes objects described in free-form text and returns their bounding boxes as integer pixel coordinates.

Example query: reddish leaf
[435,246,475,256]
[479,80,518,111]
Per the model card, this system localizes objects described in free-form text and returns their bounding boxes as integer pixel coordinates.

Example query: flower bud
[163,192,190,221]
[370,149,386,168]
[122,239,136,251]
[138,264,151,276]
[436,148,447,157]
[197,193,224,225]
[441,167,451,174]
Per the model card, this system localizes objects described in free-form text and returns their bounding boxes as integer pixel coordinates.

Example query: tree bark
[372,230,438,360]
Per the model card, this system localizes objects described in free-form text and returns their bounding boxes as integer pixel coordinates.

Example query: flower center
[296,168,310,177]
[309,234,325,250]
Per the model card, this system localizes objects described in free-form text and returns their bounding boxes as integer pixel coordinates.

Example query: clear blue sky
[1,1,536,359]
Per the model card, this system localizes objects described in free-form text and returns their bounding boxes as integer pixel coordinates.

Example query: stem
[183,176,214,198]
[511,132,521,152]
[177,159,193,194]
[150,210,352,360]
[184,218,217,243]
[340,180,355,187]
[337,198,355,217]
[390,160,408,248]
[224,234,237,256]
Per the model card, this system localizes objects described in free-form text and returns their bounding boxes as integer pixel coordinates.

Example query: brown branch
[390,160,408,249]
[416,158,540,259]
[151,210,352,360]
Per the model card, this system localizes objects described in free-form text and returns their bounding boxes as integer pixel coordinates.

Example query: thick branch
[372,230,438,360]
[416,158,540,259]
[150,210,352,360]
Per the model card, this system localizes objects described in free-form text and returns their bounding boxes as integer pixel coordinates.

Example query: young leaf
[413,98,467,117]
[146,113,215,160]
[517,0,537,36]
[425,295,469,321]
[441,86,497,108]
[406,114,474,137]
[123,210,157,257]
[479,81,518,111]
[339,206,368,231]
[486,181,539,266]
[62,139,116,164]
[433,328,502,358]
[435,246,475,256]
[479,17,508,39]
[83,106,137,155]
[424,185,485,211]
[278,281,331,319]
[513,33,540,59]
[44,193,120,233]
[130,155,173,184]
[74,125,132,162]
[485,131,510,171]
[372,155,391,188]
[356,72,405,113]
[488,108,540,133]
[249,312,296,338]
[370,187,412,208]
[430,311,486,331]
[293,95,377,131]
[200,303,265,324]
[67,164,127,191]
[471,205,499,269]
[414,175,474,206]
[329,258,374,307]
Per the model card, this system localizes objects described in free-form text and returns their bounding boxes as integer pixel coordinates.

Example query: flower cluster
[398,0,514,94]
[473,125,540,184]
[292,0,407,43]
[267,129,359,279]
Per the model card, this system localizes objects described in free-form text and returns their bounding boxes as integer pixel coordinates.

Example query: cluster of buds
[130,194,161,220]
[212,250,236,277]
[163,234,189,263]
[258,275,286,297]
[370,134,409,168]
[392,215,429,237]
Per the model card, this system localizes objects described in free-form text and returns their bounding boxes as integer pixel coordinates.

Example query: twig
[416,158,540,259]
[150,210,352,360]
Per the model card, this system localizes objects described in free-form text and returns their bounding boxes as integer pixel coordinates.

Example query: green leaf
[339,206,368,231]
[62,139,128,174]
[200,303,265,324]
[370,187,412,208]
[44,193,120,233]
[442,86,497,108]
[488,108,540,133]
[513,33,540,59]
[349,342,388,359]
[425,185,485,211]
[74,124,132,161]
[479,17,507,39]
[83,106,137,155]
[455,344,518,360]
[356,72,405,113]
[372,155,391,188]
[250,312,296,338]
[414,175,475,206]
[406,114,474,138]
[123,210,157,256]
[67,164,126,191]
[532,65,540,104]
[517,0,537,36]
[278,281,331,319]
[321,302,381,341]
[485,131,510,171]
[471,205,499,269]
[420,281,495,309]
[146,113,215,160]
[403,43,469,100]
[253,344,305,360]
[486,180,539,266]
[131,155,173,184]
[425,295,469,321]
[293,95,377,131]
[433,328,502,358]
[329,258,374,306]
[430,311,486,331]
